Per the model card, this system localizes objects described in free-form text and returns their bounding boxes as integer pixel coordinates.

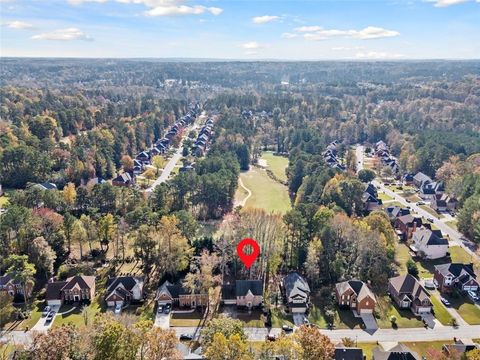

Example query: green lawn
[402,341,445,358]
[420,205,444,219]
[357,343,379,360]
[382,201,404,209]
[1,301,44,331]
[260,152,288,182]
[444,219,458,231]
[430,296,454,325]
[376,296,425,328]
[448,296,480,325]
[53,300,102,328]
[236,310,265,328]
[378,192,394,201]
[270,308,294,328]
[235,167,291,214]
[170,310,204,327]
[449,246,474,263]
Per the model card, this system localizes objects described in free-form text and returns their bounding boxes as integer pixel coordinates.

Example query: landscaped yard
[260,152,288,182]
[447,296,480,325]
[377,192,394,201]
[382,201,404,209]
[429,296,453,325]
[170,310,204,327]
[53,300,103,328]
[376,296,425,328]
[401,341,446,358]
[270,308,294,328]
[236,309,265,328]
[235,167,291,214]
[449,246,474,264]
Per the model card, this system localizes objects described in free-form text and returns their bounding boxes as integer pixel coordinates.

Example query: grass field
[444,219,458,231]
[430,296,454,325]
[260,152,289,182]
[235,167,291,214]
[53,300,102,328]
[378,192,394,201]
[448,296,480,325]
[270,308,294,328]
[449,246,475,263]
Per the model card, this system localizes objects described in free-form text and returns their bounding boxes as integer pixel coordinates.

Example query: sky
[1,0,479,59]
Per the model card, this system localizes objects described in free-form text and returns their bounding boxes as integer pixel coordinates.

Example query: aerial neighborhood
[1,60,480,360]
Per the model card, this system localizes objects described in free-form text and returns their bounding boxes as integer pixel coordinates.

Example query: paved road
[354,144,478,261]
[145,122,198,194]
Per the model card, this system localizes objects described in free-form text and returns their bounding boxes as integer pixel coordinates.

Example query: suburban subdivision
[1,59,480,360]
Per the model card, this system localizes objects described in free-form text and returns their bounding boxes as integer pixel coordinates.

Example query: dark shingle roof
[284,273,310,299]
[335,347,363,360]
[235,280,263,297]
[435,263,476,279]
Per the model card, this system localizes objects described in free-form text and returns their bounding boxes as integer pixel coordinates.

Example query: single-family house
[419,181,444,200]
[136,151,150,165]
[395,215,423,241]
[35,182,57,191]
[402,174,414,185]
[388,274,432,315]
[431,194,457,212]
[335,347,363,360]
[282,273,310,313]
[443,341,480,356]
[105,276,144,307]
[411,228,449,259]
[413,172,432,188]
[0,274,33,301]
[112,172,135,187]
[156,281,208,308]
[46,276,96,306]
[384,206,410,222]
[372,344,420,360]
[434,263,479,293]
[335,280,377,314]
[221,280,263,309]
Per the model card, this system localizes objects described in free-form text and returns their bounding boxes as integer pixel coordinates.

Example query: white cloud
[68,0,223,16]
[281,32,297,39]
[332,46,364,51]
[2,20,34,29]
[241,41,262,50]
[31,28,93,41]
[355,51,404,59]
[294,25,400,41]
[427,0,470,7]
[252,15,279,24]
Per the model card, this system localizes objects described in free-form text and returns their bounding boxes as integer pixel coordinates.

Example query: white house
[411,228,449,260]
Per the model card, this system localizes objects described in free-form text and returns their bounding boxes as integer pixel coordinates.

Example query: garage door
[360,309,373,314]
[417,307,431,313]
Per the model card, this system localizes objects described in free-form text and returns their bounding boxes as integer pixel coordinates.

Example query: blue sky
[1,0,479,59]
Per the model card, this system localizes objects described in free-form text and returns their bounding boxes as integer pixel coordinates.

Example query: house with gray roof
[105,276,144,307]
[282,272,310,313]
[372,343,420,360]
[335,280,377,315]
[388,274,432,315]
[411,228,448,259]
[221,280,263,309]
[434,263,478,293]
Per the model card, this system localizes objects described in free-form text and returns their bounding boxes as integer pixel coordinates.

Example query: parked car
[282,325,293,332]
[266,334,276,341]
[180,334,193,341]
[157,305,164,314]
[424,279,436,290]
[427,217,434,223]
[406,199,411,203]
[440,297,451,307]
[42,306,51,317]
[416,201,425,206]
[45,311,55,323]
[114,304,122,314]
[164,307,171,314]
[467,291,479,302]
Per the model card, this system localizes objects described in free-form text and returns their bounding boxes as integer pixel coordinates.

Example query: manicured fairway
[260,152,289,182]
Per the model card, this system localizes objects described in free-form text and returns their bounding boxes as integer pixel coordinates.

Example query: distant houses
[34,182,58,191]
[282,272,310,313]
[192,117,214,158]
[112,172,135,187]
[362,183,382,213]
[322,140,346,171]
[374,140,400,176]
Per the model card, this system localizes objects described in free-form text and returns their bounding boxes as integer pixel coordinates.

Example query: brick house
[105,276,144,307]
[434,263,479,293]
[335,280,377,314]
[0,274,33,301]
[156,281,208,308]
[45,276,96,306]
[395,215,423,241]
[221,280,263,309]
[388,274,432,315]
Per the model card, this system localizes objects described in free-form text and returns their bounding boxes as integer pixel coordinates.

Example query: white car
[424,279,435,290]
[467,291,479,302]
[114,304,122,314]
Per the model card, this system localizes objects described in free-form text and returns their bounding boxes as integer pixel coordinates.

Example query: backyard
[235,167,291,214]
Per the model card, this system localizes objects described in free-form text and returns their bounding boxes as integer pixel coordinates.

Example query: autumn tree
[80,214,97,254]
[98,213,116,253]
[4,254,35,304]
[63,182,77,210]
[28,236,56,279]
[30,324,79,360]
[204,333,252,360]
[201,317,246,347]
[71,219,88,259]
[152,155,167,176]
[142,326,182,360]
[295,325,335,360]
[121,155,134,172]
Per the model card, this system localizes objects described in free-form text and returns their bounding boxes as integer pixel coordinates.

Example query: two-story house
[105,276,144,308]
[156,281,208,308]
[411,228,449,260]
[46,276,96,306]
[282,272,310,313]
[0,274,33,301]
[395,215,423,241]
[221,280,263,309]
[335,280,377,314]
[388,274,432,315]
[434,263,479,293]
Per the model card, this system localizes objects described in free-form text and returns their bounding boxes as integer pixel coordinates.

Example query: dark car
[180,334,193,341]
[164,307,171,314]
[45,311,55,323]
[266,334,276,341]
[42,306,51,317]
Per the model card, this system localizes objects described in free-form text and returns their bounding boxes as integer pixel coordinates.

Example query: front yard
[1,300,44,331]
[270,308,294,328]
[169,309,204,327]
[376,296,425,329]
[447,296,480,325]
[419,205,444,219]
[429,296,453,325]
[53,299,102,328]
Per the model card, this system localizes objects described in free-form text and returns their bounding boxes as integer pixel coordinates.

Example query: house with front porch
[411,228,449,260]
[105,276,144,307]
[434,263,479,293]
[156,281,208,308]
[388,274,432,315]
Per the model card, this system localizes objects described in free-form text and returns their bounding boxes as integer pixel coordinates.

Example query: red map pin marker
[237,238,260,269]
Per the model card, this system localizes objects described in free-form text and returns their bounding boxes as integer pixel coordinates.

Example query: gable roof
[396,215,422,227]
[413,172,432,184]
[235,280,263,297]
[389,274,430,302]
[412,228,448,247]
[284,272,310,300]
[435,263,476,279]
[372,344,420,360]
[335,347,363,360]
[62,276,95,291]
[336,280,376,303]
[36,182,57,190]
[106,276,144,293]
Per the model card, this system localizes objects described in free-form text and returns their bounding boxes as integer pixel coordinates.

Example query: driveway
[154,311,170,329]
[292,313,306,326]
[31,305,61,332]
[360,313,378,331]
[431,291,468,326]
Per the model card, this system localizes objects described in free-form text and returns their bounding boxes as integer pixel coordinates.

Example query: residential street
[355,144,478,262]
